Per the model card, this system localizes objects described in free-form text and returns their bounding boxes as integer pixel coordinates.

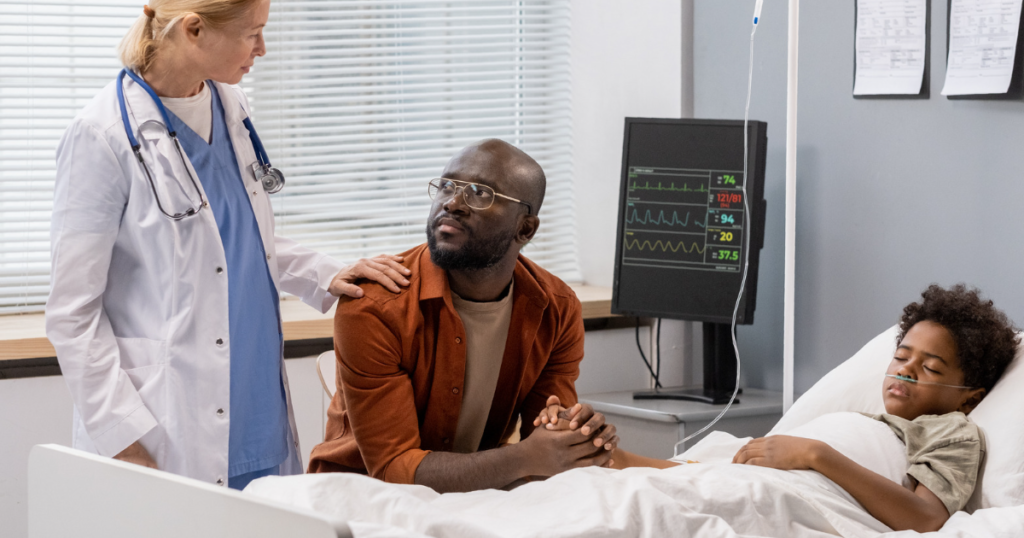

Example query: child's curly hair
[898,284,1020,392]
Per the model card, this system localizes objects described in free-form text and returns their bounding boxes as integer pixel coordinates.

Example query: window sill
[0,284,613,363]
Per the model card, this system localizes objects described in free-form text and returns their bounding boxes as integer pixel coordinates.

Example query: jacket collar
[417,245,550,312]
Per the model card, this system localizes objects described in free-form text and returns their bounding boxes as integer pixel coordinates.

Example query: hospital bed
[28,326,1024,538]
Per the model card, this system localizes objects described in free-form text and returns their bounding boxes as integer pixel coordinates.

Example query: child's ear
[959,388,986,415]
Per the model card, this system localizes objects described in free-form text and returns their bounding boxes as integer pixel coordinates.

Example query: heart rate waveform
[626,174,710,206]
[628,180,708,193]
[626,207,707,230]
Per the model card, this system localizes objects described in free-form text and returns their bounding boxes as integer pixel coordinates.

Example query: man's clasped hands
[516,396,620,476]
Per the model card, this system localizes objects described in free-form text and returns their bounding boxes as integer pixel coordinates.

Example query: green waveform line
[624,238,705,254]
[629,181,708,193]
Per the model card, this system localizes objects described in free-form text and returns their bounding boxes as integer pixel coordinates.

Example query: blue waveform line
[627,208,706,228]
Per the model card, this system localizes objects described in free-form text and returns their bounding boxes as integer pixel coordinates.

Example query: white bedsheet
[245,413,1024,538]
[247,418,900,538]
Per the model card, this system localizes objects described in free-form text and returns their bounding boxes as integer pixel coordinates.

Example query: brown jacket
[307,243,585,484]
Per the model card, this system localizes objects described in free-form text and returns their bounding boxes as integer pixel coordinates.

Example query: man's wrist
[505,439,535,478]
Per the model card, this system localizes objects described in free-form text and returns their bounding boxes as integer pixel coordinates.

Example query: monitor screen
[611,118,767,325]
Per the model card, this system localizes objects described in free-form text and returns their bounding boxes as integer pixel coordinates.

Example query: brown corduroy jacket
[307,243,585,484]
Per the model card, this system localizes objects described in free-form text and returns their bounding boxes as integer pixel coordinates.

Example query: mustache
[430,213,471,232]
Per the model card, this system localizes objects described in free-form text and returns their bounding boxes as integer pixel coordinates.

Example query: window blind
[244,0,581,280]
[0,0,579,315]
[0,1,138,314]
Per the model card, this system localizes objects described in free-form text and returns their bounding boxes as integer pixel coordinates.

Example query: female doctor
[45,0,410,490]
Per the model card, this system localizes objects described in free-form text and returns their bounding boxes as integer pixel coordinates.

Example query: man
[308,139,617,492]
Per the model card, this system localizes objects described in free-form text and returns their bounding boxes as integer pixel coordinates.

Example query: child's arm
[733,436,950,533]
[608,448,680,470]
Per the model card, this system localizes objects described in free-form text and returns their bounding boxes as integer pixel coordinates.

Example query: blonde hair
[118,0,261,73]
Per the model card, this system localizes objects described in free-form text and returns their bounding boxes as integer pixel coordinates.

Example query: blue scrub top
[168,84,289,481]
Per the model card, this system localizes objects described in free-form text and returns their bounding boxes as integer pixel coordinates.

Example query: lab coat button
[266,254,271,260]
[216,478,224,486]
[216,338,224,346]
[216,408,225,416]
[215,267,223,274]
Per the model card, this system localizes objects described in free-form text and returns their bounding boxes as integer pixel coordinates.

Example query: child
[535,284,1019,533]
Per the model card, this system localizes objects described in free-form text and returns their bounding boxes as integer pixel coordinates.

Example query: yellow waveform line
[624,238,705,254]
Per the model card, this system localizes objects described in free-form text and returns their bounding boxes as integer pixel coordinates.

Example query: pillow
[770,325,1024,511]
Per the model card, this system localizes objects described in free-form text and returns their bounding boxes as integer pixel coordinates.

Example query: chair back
[316,350,336,398]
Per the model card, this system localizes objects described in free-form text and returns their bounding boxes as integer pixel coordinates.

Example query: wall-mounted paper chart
[854,0,929,96]
[942,0,1024,95]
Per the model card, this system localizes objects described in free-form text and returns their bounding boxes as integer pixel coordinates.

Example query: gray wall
[695,2,1024,394]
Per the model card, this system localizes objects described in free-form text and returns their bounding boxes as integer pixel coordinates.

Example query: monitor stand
[632,322,742,405]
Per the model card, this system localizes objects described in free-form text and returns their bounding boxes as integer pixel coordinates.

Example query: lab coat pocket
[115,336,167,372]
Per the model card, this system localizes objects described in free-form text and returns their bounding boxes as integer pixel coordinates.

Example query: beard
[426,217,517,271]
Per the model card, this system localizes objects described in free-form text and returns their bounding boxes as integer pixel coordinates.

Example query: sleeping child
[536,284,1020,534]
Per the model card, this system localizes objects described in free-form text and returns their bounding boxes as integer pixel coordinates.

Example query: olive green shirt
[866,412,985,515]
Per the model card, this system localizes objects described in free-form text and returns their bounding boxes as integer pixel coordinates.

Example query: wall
[695,3,1024,393]
[570,0,698,388]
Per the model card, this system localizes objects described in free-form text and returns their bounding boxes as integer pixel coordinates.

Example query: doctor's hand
[329,254,411,298]
[113,440,158,470]
[533,395,619,453]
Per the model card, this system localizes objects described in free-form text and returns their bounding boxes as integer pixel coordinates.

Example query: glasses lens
[428,178,454,200]
[462,183,494,209]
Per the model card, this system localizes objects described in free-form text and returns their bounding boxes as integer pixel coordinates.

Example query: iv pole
[783,0,799,412]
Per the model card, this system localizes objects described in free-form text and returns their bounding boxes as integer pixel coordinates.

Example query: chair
[316,350,336,398]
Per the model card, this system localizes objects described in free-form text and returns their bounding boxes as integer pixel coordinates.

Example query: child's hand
[533,395,581,431]
[732,435,827,471]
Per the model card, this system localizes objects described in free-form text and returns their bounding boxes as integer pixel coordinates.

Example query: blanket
[246,415,903,538]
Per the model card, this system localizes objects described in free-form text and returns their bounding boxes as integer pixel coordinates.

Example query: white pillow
[770,325,1024,511]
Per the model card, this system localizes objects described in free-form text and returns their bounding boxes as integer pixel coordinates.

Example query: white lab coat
[45,76,345,486]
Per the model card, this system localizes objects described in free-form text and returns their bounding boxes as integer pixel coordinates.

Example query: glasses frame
[427,178,533,215]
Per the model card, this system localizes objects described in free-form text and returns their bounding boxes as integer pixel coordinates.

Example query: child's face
[882,320,985,420]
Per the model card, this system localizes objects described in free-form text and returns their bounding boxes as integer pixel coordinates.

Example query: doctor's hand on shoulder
[329,254,413,298]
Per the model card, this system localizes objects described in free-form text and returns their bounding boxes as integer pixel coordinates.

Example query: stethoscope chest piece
[253,163,285,194]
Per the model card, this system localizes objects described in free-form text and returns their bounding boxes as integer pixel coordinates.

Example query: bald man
[308,139,618,492]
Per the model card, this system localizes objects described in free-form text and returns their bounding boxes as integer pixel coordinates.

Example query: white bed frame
[27,444,351,538]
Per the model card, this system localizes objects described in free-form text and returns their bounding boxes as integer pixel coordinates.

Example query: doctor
[46,0,409,490]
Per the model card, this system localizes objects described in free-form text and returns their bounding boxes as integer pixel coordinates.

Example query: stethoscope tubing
[116,68,282,220]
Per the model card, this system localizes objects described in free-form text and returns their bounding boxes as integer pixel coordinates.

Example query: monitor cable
[636,318,663,389]
[673,7,760,457]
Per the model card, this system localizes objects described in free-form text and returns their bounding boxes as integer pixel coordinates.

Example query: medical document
[942,0,1024,95]
[854,0,928,95]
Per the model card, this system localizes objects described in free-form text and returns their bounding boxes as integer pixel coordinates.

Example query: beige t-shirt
[868,412,985,515]
[162,82,213,143]
[451,282,514,453]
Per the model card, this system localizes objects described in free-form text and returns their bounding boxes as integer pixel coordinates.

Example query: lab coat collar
[119,74,249,141]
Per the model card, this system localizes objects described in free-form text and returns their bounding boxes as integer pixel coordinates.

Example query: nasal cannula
[886,374,976,390]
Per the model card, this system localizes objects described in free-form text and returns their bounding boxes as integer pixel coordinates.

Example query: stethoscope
[116,68,285,221]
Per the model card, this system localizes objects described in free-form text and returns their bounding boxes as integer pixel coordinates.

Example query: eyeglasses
[427,178,533,215]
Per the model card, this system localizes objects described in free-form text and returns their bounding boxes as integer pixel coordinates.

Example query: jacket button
[216,408,225,416]
[216,338,224,346]
[452,387,459,395]
[455,337,462,344]
[216,267,223,274]
[443,438,450,444]
[216,478,224,486]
